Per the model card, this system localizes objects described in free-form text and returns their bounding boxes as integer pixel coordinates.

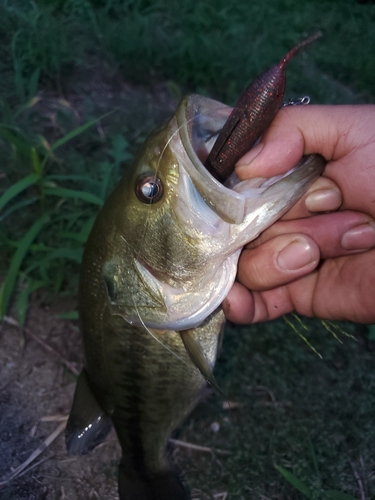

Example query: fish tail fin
[118,463,188,500]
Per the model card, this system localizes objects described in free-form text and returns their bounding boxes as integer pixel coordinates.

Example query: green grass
[1,0,375,106]
[177,319,375,499]
[1,0,375,497]
[1,0,375,306]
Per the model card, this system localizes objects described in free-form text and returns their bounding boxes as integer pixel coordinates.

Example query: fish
[65,45,325,500]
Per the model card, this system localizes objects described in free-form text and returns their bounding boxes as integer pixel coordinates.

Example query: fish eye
[136,174,164,204]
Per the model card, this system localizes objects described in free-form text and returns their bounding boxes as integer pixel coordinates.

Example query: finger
[238,234,319,291]
[222,282,257,324]
[234,105,372,179]
[260,252,375,323]
[281,176,342,219]
[294,251,375,323]
[224,251,375,325]
[223,283,293,324]
[248,211,375,257]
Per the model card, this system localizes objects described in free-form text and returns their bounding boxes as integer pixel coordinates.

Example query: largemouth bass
[65,92,324,499]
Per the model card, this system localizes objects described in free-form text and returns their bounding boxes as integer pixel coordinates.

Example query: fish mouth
[175,94,325,226]
[176,94,247,225]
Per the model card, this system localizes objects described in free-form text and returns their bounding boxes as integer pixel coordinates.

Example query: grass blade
[308,439,320,484]
[0,126,31,155]
[79,216,96,242]
[0,213,49,319]
[56,231,88,244]
[0,174,39,213]
[51,112,113,152]
[55,311,79,320]
[0,197,39,222]
[31,147,43,177]
[44,248,83,263]
[15,279,45,326]
[275,465,313,499]
[46,174,102,186]
[43,187,103,206]
[283,315,322,359]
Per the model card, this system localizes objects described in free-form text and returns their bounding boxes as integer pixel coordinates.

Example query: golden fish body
[66,95,325,499]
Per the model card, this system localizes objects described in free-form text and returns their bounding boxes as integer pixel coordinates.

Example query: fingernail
[277,239,315,271]
[341,223,375,250]
[236,143,264,167]
[305,188,341,212]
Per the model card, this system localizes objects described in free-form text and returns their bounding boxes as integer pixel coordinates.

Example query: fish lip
[130,253,239,331]
[175,95,247,225]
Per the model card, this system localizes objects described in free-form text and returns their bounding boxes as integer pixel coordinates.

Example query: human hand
[223,105,375,324]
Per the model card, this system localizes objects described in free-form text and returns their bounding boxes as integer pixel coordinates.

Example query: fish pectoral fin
[65,369,112,455]
[179,330,222,394]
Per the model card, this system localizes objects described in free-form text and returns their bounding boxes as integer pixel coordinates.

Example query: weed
[0,110,131,324]
[275,452,358,499]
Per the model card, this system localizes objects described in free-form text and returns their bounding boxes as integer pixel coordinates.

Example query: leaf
[43,187,103,206]
[0,213,49,319]
[275,465,313,499]
[0,173,39,213]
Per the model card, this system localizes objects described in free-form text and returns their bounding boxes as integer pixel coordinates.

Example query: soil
[0,298,122,500]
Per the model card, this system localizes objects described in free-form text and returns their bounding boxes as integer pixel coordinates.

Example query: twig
[192,492,228,500]
[9,455,52,482]
[40,415,69,422]
[246,385,277,404]
[169,438,230,455]
[0,420,66,485]
[222,400,243,410]
[214,493,228,500]
[350,460,365,500]
[3,316,80,376]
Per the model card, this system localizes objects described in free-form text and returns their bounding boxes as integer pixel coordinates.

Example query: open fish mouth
[176,94,324,225]
[176,94,247,224]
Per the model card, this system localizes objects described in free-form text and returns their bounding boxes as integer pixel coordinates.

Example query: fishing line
[115,232,187,364]
[128,115,199,362]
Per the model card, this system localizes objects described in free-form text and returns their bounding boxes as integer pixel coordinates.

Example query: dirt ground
[0,298,123,500]
[0,297,229,500]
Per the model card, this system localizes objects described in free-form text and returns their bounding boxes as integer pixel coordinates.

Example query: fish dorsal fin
[65,369,112,455]
[179,330,222,394]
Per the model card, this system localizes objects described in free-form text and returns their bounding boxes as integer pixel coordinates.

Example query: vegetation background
[1,0,375,498]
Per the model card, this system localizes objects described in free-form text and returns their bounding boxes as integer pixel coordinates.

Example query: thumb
[234,104,360,180]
